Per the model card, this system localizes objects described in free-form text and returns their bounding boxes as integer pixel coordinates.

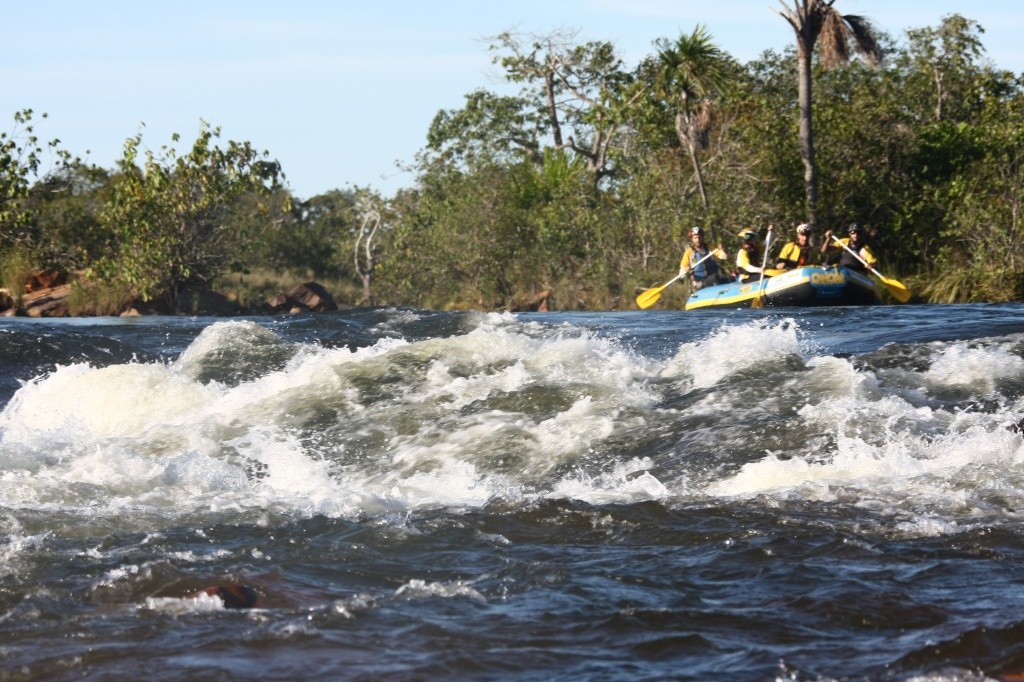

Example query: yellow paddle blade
[637,249,726,309]
[881,276,911,303]
[750,296,764,309]
[636,284,668,309]
[637,271,688,309]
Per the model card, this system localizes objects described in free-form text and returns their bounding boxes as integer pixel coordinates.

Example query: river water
[2,304,1024,680]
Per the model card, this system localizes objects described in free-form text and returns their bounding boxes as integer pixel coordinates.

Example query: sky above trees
[2,1,1023,200]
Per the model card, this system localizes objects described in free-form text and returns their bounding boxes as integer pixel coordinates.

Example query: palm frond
[843,14,883,66]
[818,9,849,69]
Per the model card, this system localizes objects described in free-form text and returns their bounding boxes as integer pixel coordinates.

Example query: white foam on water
[0,532,48,579]
[663,318,803,389]
[0,318,660,524]
[4,316,1022,533]
[173,319,288,376]
[394,578,487,604]
[0,362,215,441]
[369,307,424,335]
[380,458,510,510]
[144,592,226,614]
[548,457,669,505]
[705,427,1024,525]
[351,323,660,508]
[703,336,1024,531]
[923,342,1024,394]
[221,427,368,517]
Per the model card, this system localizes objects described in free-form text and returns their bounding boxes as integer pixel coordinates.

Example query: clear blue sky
[3,1,1023,200]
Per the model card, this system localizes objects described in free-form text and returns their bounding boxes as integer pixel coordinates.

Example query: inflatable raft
[684,265,881,310]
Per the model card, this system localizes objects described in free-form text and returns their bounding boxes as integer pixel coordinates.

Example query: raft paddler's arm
[678,248,694,276]
[860,245,878,266]
[736,249,762,273]
[776,243,794,269]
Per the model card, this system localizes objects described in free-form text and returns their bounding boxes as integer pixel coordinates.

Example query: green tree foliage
[903,14,988,123]
[8,13,1024,311]
[220,185,295,274]
[382,163,529,309]
[650,25,738,213]
[0,109,74,253]
[382,146,608,310]
[237,187,359,280]
[25,162,110,271]
[426,89,544,167]
[384,12,1024,308]
[96,123,284,310]
[490,30,644,186]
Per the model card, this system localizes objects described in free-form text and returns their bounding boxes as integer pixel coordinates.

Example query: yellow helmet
[737,228,757,241]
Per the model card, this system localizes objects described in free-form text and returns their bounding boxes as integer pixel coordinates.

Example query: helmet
[848,222,863,234]
[796,223,812,236]
[689,226,703,237]
[737,228,757,241]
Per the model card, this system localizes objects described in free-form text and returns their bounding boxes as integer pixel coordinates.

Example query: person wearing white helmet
[678,226,731,290]
[776,223,818,270]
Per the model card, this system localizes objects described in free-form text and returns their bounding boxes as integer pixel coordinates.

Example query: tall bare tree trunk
[544,69,564,148]
[354,210,381,306]
[675,113,709,210]
[778,0,881,226]
[796,44,818,225]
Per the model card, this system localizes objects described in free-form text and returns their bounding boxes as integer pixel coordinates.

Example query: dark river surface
[3,304,1024,680]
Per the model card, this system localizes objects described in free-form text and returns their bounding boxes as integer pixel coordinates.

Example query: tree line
[2,6,1022,314]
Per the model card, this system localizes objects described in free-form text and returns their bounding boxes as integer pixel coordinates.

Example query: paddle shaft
[682,247,722,278]
[830,234,879,276]
[752,227,773,307]
[757,228,773,291]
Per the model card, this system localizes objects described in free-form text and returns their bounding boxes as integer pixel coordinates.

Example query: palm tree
[776,0,882,224]
[654,25,735,214]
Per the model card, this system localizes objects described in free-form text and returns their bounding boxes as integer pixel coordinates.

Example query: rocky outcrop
[265,282,339,313]
[1,270,74,317]
[23,284,72,317]
[509,289,553,312]
[26,270,67,292]
[1,280,73,318]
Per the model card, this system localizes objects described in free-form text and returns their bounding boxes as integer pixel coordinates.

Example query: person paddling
[776,223,818,270]
[822,222,877,272]
[678,227,730,290]
[736,228,769,283]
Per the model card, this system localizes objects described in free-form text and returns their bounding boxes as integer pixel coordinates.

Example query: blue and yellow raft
[684,265,881,310]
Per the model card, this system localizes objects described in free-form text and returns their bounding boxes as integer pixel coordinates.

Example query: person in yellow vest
[735,227,769,283]
[678,226,731,290]
[775,223,818,270]
[821,222,876,272]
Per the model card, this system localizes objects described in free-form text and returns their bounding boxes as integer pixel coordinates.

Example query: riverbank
[0,272,555,317]
[0,272,344,318]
